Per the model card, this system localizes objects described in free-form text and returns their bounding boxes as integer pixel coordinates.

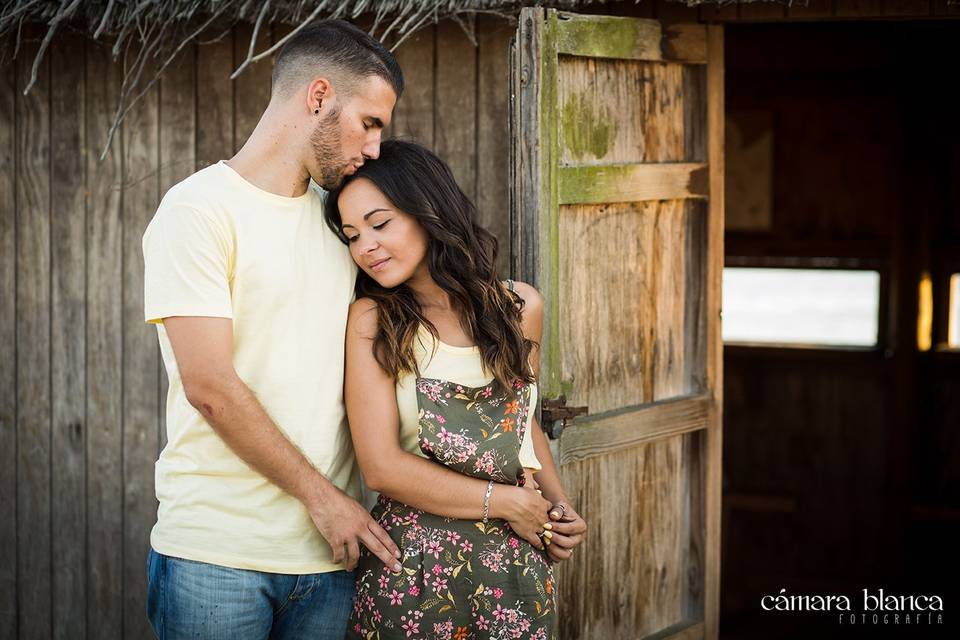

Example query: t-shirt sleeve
[519,383,542,471]
[142,202,233,324]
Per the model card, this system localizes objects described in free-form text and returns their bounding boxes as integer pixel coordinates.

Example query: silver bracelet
[482,480,494,523]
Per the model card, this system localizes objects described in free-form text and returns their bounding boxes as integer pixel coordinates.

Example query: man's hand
[544,501,586,562]
[493,484,554,550]
[307,485,402,572]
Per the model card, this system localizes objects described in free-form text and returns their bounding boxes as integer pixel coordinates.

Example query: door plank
[560,394,710,464]
[122,53,160,640]
[389,26,435,147]
[704,24,725,640]
[16,33,53,639]
[558,162,708,204]
[86,38,124,639]
[50,35,87,640]
[0,55,17,640]
[435,20,477,201]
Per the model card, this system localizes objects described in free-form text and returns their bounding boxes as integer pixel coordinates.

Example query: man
[142,20,403,639]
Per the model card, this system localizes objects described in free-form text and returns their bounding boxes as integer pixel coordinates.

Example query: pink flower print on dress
[427,540,443,558]
[388,589,405,606]
[408,585,420,597]
[476,615,490,631]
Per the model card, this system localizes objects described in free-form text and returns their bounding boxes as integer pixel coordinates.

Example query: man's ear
[307,77,335,114]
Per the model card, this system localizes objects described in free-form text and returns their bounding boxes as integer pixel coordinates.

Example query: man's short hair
[272,20,404,100]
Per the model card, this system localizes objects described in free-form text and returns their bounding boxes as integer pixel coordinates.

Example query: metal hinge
[540,395,589,440]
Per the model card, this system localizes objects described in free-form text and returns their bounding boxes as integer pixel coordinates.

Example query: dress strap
[505,278,515,292]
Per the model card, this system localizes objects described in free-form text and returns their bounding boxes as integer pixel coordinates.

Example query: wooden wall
[0,17,514,639]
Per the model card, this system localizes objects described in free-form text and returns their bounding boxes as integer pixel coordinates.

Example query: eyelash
[346,220,389,243]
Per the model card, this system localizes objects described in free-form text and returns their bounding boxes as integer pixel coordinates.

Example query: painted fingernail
[393,563,402,572]
[395,550,401,559]
[543,531,552,538]
[542,523,553,530]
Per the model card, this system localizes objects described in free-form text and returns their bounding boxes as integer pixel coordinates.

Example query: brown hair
[325,140,535,393]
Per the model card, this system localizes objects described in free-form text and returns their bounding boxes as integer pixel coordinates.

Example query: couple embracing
[143,19,586,640]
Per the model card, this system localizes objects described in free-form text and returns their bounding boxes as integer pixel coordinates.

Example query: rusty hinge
[540,395,588,440]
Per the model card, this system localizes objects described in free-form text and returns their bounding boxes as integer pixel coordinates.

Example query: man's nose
[362,131,382,160]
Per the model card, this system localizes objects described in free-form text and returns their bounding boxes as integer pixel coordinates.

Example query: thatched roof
[0,0,729,155]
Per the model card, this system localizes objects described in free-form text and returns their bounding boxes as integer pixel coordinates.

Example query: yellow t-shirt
[395,324,541,470]
[142,161,359,574]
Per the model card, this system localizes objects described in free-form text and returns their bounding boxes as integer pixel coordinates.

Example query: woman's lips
[369,258,391,272]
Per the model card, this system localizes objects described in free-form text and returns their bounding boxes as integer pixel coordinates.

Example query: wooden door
[511,10,723,639]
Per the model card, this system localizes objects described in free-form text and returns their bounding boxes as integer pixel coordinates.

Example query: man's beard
[309,104,351,190]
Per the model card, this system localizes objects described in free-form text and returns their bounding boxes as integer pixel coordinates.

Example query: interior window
[722,267,881,348]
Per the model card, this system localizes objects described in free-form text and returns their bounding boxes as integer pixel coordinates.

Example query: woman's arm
[512,281,587,561]
[344,298,552,548]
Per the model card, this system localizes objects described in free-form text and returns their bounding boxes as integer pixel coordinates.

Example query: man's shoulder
[161,163,229,208]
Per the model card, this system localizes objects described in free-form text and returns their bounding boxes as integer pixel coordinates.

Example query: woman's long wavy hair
[324,140,535,393]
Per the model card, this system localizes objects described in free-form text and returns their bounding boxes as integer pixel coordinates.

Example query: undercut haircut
[271,19,404,100]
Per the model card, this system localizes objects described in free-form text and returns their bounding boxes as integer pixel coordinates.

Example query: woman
[325,140,586,639]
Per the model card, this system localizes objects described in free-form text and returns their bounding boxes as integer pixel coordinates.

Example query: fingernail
[542,523,553,530]
[395,550,401,559]
[393,563,402,573]
[543,531,552,539]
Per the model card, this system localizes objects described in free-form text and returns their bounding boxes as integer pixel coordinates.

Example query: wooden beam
[558,162,708,205]
[647,621,706,640]
[554,13,706,63]
[559,394,711,464]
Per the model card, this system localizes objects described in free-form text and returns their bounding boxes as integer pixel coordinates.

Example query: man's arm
[163,315,401,572]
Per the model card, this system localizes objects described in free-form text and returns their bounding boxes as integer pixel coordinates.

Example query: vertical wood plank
[158,45,197,452]
[15,33,53,640]
[704,24,725,640]
[476,15,513,278]
[122,52,160,640]
[49,34,87,640]
[233,23,272,153]
[0,59,18,640]
[85,38,124,640]
[388,26,435,147]
[435,20,477,201]
[197,34,234,168]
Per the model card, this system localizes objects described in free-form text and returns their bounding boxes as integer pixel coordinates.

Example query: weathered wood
[197,34,234,168]
[558,56,686,165]
[663,24,708,65]
[704,24,724,640]
[560,394,711,464]
[0,58,18,640]
[559,200,690,414]
[388,26,435,147]
[558,162,708,205]
[476,15,513,277]
[650,621,705,640]
[121,54,160,640]
[158,45,197,452]
[86,39,124,639]
[15,34,53,640]
[435,20,477,201]
[883,0,932,15]
[49,35,87,640]
[233,23,272,154]
[554,437,690,637]
[555,13,663,60]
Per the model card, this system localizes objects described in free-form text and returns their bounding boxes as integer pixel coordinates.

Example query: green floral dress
[347,376,557,640]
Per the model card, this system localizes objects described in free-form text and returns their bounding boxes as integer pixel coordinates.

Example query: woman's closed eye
[344,220,390,243]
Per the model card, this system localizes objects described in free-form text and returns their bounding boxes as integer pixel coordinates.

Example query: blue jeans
[147,548,354,640]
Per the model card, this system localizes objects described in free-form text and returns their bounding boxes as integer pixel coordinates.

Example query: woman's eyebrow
[341,208,391,230]
[363,208,391,220]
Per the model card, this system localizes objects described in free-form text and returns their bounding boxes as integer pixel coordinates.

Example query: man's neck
[226,105,312,198]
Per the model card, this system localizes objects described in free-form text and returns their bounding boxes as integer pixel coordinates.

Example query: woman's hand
[491,484,554,550]
[543,501,586,562]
